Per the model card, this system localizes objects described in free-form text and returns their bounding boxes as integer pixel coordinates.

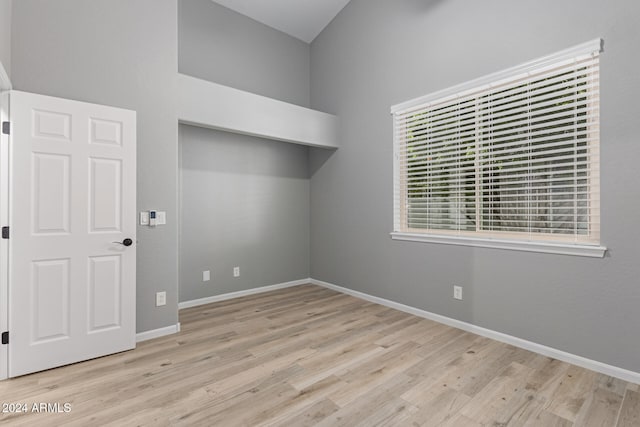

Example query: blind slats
[409,85,599,134]
[401,132,598,161]
[400,105,599,144]
[393,46,601,244]
[400,106,599,151]
[402,153,598,176]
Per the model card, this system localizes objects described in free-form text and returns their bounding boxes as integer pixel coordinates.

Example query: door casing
[0,91,9,380]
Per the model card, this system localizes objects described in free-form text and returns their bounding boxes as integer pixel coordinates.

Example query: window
[391,40,605,257]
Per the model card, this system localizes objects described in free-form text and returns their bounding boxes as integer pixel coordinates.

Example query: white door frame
[0,60,12,380]
[0,89,10,381]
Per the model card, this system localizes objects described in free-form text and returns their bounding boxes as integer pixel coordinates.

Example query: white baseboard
[178,278,311,310]
[136,322,181,343]
[310,278,640,384]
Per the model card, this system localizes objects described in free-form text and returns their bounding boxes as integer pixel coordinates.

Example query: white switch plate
[453,285,463,300]
[141,211,166,226]
[140,211,150,225]
[156,291,167,307]
[156,211,166,225]
[203,270,210,282]
[233,267,240,277]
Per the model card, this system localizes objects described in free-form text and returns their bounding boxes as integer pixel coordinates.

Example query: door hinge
[1,121,9,135]
[1,226,8,239]
[1,332,8,345]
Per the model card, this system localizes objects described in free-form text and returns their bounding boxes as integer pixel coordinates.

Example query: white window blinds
[392,40,602,245]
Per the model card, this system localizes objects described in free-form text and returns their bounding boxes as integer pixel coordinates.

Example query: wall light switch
[140,211,150,225]
[156,211,167,225]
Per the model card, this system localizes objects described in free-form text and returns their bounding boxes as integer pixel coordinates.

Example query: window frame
[390,39,606,258]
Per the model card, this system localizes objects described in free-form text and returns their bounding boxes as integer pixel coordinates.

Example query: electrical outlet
[156,291,167,307]
[233,267,240,277]
[453,285,463,301]
[203,270,210,282]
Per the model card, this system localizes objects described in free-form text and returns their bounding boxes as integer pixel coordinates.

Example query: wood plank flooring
[0,284,638,426]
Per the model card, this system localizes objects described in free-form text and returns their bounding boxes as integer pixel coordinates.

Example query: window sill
[390,232,607,258]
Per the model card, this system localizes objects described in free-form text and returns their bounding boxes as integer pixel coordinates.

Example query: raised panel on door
[31,258,70,343]
[88,255,122,332]
[32,153,71,234]
[8,90,136,378]
[89,158,122,233]
[90,118,122,146]
[32,109,71,141]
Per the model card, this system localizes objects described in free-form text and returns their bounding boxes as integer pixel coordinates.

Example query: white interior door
[8,90,136,377]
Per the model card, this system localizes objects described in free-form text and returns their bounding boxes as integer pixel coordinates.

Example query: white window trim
[390,39,606,258]
[391,232,606,258]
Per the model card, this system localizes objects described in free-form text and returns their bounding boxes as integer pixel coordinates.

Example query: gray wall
[11,0,637,374]
[310,0,640,372]
[0,0,10,78]
[12,0,179,333]
[179,0,310,107]
[11,0,313,334]
[178,0,312,303]
[179,125,309,303]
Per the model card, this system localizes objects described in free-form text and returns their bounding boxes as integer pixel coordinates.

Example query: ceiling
[211,0,351,43]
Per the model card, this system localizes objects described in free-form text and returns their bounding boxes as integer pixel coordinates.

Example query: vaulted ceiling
[211,0,351,43]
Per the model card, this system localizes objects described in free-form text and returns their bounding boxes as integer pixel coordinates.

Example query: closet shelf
[177,73,339,149]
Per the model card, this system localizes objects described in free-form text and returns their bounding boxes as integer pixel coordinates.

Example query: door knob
[113,238,134,246]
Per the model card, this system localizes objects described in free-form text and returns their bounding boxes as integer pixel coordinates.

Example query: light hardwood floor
[0,284,638,426]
